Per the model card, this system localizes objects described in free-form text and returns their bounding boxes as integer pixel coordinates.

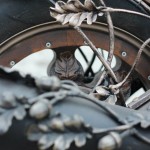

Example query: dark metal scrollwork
[0,66,150,150]
[50,0,150,107]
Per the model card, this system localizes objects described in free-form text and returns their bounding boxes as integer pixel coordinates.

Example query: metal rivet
[121,51,127,57]
[10,61,15,67]
[148,75,150,81]
[84,41,88,45]
[46,42,51,48]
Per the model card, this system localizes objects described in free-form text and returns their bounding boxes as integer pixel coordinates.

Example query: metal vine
[50,0,150,106]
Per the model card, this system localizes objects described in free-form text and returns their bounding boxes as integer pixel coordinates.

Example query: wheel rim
[0,21,150,89]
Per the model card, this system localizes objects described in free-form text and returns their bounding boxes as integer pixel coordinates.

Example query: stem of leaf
[101,7,150,19]
[109,38,150,91]
[74,26,118,83]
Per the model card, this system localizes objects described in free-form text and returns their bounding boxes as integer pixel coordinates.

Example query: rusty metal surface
[48,0,150,107]
[0,22,150,86]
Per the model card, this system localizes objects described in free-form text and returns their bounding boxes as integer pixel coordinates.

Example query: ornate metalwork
[0,0,150,150]
[50,0,150,27]
[50,0,103,26]
[48,51,84,83]
[50,0,150,106]
[27,114,92,150]
[0,66,150,150]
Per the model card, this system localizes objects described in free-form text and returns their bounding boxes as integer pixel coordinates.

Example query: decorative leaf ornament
[0,92,26,134]
[50,0,103,26]
[27,114,92,150]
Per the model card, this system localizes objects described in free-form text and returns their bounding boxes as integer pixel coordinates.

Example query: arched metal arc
[0,22,149,84]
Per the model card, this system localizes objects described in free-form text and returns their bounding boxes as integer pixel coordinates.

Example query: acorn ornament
[29,99,52,120]
[98,132,122,150]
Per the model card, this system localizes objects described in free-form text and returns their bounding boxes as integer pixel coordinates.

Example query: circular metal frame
[0,21,150,88]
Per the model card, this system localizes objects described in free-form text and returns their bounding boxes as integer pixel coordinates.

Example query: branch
[109,38,150,92]
[102,7,150,19]
[74,26,118,82]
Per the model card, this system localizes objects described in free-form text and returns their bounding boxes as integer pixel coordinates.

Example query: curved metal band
[0,22,150,85]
